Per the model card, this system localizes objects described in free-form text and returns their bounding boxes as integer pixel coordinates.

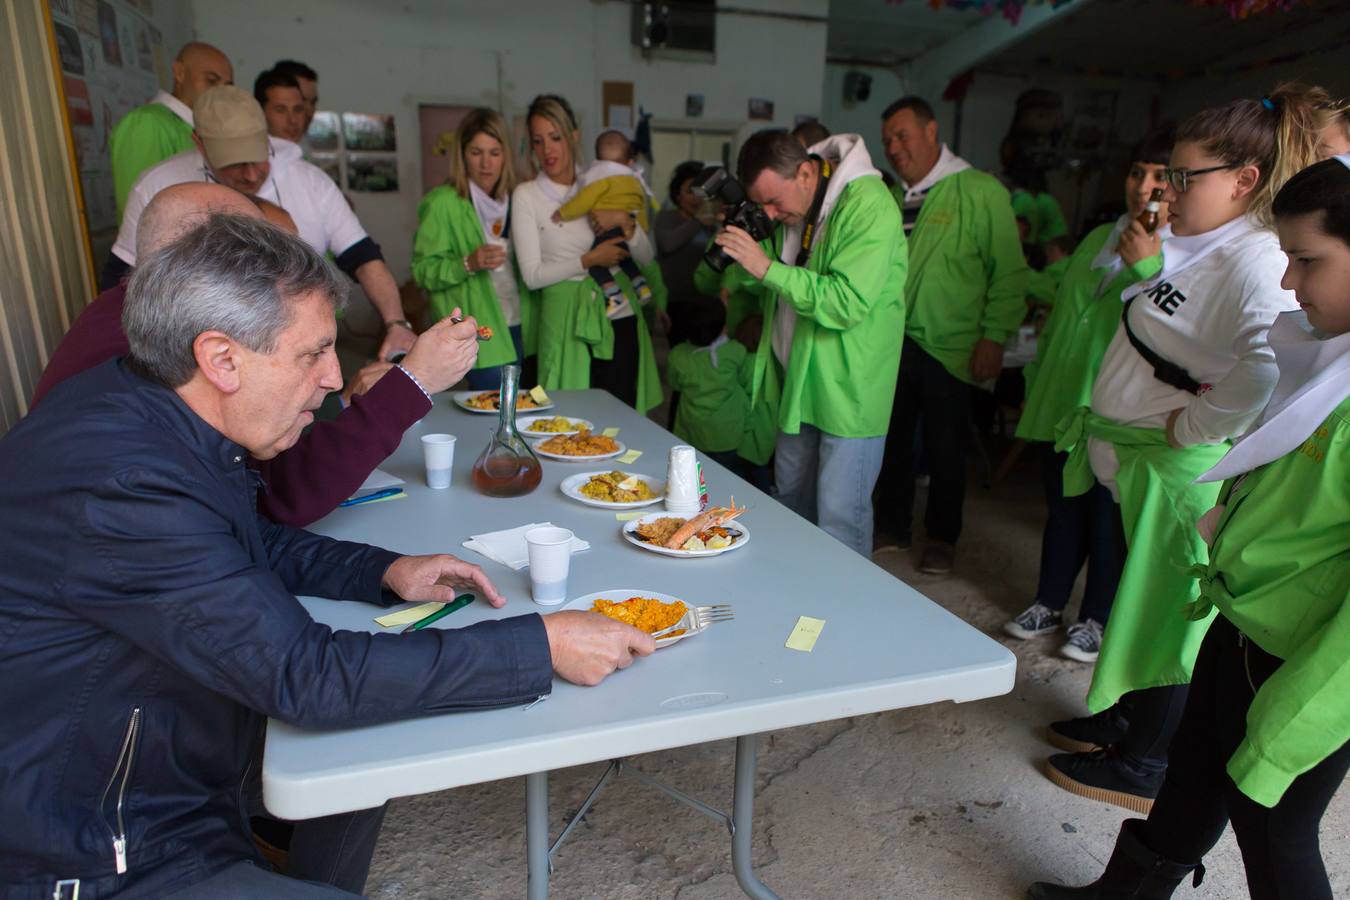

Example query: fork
[652,604,734,641]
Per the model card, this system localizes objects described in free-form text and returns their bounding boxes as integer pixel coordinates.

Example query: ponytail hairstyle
[1272,157,1350,246]
[1175,82,1325,226]
[525,94,581,178]
[450,107,518,201]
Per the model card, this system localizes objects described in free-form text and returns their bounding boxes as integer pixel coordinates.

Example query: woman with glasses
[1033,83,1325,824]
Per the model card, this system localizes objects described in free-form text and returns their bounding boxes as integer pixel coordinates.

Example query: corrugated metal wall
[0,0,95,435]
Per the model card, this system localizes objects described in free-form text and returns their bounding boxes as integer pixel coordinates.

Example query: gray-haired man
[0,214,653,898]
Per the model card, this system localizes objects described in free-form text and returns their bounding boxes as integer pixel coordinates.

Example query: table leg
[732,734,780,900]
[527,770,550,900]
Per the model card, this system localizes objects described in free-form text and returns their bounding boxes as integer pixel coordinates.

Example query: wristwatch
[384,318,414,331]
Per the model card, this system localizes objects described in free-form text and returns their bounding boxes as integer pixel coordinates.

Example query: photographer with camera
[700,130,907,557]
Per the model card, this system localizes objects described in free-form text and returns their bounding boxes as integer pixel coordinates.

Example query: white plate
[560,471,666,509]
[621,511,750,558]
[518,415,594,440]
[535,439,626,463]
[563,589,695,648]
[452,390,555,414]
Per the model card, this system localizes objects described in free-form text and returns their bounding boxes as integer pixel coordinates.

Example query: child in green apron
[1030,152,1350,900]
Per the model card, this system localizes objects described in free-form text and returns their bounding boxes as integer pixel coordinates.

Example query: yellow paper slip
[602,427,620,438]
[529,385,550,404]
[617,449,642,464]
[785,616,825,652]
[615,511,645,521]
[374,602,444,628]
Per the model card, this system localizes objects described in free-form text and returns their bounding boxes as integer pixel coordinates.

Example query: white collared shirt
[151,90,193,127]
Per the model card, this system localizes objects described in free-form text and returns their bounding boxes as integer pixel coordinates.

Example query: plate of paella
[621,503,749,558]
[560,470,665,509]
[563,590,695,647]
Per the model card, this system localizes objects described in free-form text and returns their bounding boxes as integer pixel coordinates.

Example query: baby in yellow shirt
[552,130,653,312]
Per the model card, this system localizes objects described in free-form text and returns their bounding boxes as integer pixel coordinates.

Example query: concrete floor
[363,459,1350,899]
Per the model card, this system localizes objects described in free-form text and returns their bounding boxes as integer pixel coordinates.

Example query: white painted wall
[819,63,906,152]
[190,0,829,282]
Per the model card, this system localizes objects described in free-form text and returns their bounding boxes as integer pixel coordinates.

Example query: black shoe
[1043,749,1163,814]
[1047,705,1130,753]
[1027,819,1203,899]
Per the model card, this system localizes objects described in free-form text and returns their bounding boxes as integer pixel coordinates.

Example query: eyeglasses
[1163,164,1240,194]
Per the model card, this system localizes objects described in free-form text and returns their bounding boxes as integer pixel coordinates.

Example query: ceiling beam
[906,0,1094,95]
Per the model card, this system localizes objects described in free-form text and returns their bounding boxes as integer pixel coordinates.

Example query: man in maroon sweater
[32,183,478,527]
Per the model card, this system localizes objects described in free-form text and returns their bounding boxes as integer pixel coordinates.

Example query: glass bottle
[471,364,543,497]
[1137,187,1164,233]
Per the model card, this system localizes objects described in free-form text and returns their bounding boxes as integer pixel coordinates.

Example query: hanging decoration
[1190,0,1303,18]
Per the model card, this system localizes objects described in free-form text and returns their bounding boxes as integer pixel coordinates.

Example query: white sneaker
[1004,602,1063,640]
[1060,618,1104,662]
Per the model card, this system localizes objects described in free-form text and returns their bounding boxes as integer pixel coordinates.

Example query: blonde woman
[510,94,664,411]
[412,107,533,389]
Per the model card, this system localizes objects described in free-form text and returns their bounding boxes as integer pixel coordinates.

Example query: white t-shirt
[510,176,654,321]
[112,137,369,265]
[1087,216,1296,488]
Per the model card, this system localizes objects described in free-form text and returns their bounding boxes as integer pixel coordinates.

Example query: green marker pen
[400,594,475,634]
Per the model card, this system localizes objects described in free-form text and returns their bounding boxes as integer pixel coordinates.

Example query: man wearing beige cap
[109,41,233,221]
[108,85,416,361]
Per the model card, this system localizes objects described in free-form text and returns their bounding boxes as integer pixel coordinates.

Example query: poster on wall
[347,155,399,192]
[748,98,774,121]
[306,112,341,152]
[685,94,704,118]
[342,113,397,152]
[52,0,178,237]
[310,155,342,187]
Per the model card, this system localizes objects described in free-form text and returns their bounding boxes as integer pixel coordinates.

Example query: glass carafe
[470,365,543,497]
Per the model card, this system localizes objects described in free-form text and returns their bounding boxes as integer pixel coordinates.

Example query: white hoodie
[113,136,369,265]
[771,133,883,366]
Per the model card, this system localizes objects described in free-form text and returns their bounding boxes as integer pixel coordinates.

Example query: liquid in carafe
[470,365,543,497]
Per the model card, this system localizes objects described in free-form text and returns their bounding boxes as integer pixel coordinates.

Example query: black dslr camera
[692,166,777,273]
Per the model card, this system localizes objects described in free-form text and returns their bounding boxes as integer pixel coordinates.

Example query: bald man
[109,41,233,220]
[32,182,480,528]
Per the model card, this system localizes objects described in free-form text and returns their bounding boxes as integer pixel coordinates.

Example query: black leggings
[1138,615,1350,899]
[590,314,640,408]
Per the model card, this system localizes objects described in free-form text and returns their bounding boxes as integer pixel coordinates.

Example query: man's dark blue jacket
[0,360,552,898]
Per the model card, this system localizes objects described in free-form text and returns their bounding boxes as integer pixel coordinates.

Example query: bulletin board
[48,0,173,242]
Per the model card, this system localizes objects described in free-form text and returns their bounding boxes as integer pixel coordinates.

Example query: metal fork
[652,604,734,641]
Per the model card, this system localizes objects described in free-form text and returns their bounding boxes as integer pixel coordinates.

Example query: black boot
[1027,819,1203,899]
[1048,705,1130,753]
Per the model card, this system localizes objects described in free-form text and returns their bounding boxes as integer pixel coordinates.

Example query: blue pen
[339,487,404,507]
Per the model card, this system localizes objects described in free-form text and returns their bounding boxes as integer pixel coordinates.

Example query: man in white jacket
[107,86,414,363]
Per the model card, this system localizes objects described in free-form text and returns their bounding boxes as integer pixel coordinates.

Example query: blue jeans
[775,425,885,557]
[464,324,525,390]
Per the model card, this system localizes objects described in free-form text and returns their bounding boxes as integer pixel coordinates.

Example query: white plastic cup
[525,526,573,606]
[665,445,701,516]
[421,434,456,489]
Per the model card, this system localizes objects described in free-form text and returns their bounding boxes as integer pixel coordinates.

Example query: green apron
[1055,407,1226,712]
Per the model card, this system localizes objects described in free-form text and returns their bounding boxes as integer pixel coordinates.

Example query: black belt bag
[1121,297,1203,395]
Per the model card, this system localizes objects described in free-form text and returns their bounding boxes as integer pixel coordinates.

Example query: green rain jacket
[535,263,667,414]
[1011,188,1069,245]
[703,176,906,438]
[1192,394,1350,807]
[110,103,194,221]
[1017,222,1162,443]
[666,339,750,454]
[896,171,1029,385]
[1056,409,1226,712]
[411,186,536,369]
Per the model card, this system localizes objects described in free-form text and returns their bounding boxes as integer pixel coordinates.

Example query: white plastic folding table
[263,389,1016,898]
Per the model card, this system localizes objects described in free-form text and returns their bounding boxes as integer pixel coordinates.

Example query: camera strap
[794,156,833,268]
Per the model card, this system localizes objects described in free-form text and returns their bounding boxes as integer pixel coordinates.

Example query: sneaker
[1043,749,1162,814]
[1060,618,1104,662]
[1003,603,1063,640]
[918,540,954,574]
[1047,705,1130,753]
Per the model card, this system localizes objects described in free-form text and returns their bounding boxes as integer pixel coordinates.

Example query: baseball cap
[192,85,269,168]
